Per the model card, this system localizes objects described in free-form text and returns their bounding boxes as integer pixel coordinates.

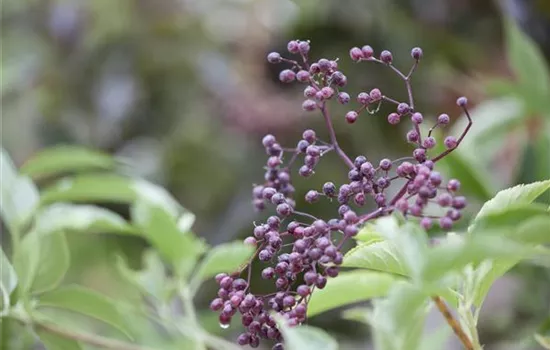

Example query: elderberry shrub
[211,39,473,349]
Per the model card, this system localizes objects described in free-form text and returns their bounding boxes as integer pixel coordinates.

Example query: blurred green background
[2,0,550,349]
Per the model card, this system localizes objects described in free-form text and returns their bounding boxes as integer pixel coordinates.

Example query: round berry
[407,130,419,143]
[302,129,316,143]
[411,112,423,124]
[397,103,410,115]
[317,58,331,72]
[210,298,224,311]
[413,148,427,162]
[439,216,453,230]
[244,236,257,246]
[387,112,400,125]
[444,136,458,149]
[305,190,320,203]
[276,203,293,216]
[279,69,296,83]
[301,99,316,112]
[322,182,336,197]
[287,40,299,53]
[423,136,436,149]
[456,96,468,107]
[438,113,450,125]
[331,71,347,87]
[380,50,393,63]
[362,45,374,58]
[267,52,282,64]
[309,63,320,74]
[262,134,276,148]
[298,41,310,54]
[349,47,363,61]
[411,47,423,60]
[452,196,467,209]
[338,92,351,104]
[369,88,382,101]
[304,86,316,98]
[395,199,408,212]
[379,158,392,171]
[296,70,310,82]
[297,285,310,297]
[429,171,442,186]
[420,217,432,230]
[345,111,358,124]
[299,165,313,177]
[447,179,461,192]
[357,92,370,105]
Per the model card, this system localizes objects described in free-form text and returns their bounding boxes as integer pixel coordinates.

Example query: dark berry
[380,50,393,64]
[362,45,374,58]
[338,92,351,104]
[349,47,363,61]
[346,111,358,124]
[411,47,423,60]
[397,103,410,115]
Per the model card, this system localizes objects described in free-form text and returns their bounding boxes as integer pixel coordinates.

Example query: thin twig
[432,296,474,350]
[432,106,473,162]
[319,102,354,169]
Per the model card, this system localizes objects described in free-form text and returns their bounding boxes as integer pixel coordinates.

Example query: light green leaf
[504,17,550,114]
[30,231,70,294]
[131,200,206,275]
[275,315,338,350]
[37,329,83,350]
[418,326,452,350]
[19,146,115,180]
[353,223,383,243]
[1,247,17,315]
[13,230,41,295]
[472,203,549,230]
[35,203,136,235]
[115,250,168,301]
[473,180,550,224]
[535,334,550,350]
[38,285,133,339]
[307,271,398,317]
[476,215,550,245]
[192,241,253,285]
[340,306,370,324]
[342,240,407,276]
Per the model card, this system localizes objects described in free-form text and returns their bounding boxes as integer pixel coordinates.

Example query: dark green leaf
[38,285,133,339]
[35,203,136,235]
[192,241,253,286]
[19,146,115,180]
[30,231,70,294]
[307,271,398,317]
[131,200,206,275]
[275,315,338,350]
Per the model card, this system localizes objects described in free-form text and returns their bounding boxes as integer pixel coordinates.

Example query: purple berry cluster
[211,39,473,349]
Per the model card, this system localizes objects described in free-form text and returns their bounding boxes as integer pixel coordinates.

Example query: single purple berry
[296,70,310,82]
[357,92,371,105]
[413,148,427,162]
[331,71,347,86]
[429,171,442,186]
[380,50,393,64]
[210,298,224,311]
[447,179,461,192]
[316,275,327,289]
[305,190,320,203]
[345,111,358,124]
[379,158,392,171]
[411,112,423,124]
[297,285,310,297]
[444,136,458,149]
[423,136,436,149]
[354,155,367,168]
[344,225,359,236]
[298,41,310,54]
[437,193,452,207]
[439,216,453,230]
[452,196,467,209]
[407,130,419,143]
[279,69,295,83]
[304,86,316,98]
[302,129,316,143]
[397,103,410,115]
[388,112,400,125]
[337,92,351,104]
[447,209,462,221]
[361,45,374,58]
[287,40,299,53]
[369,88,382,101]
[309,63,320,74]
[456,96,468,107]
[271,193,286,205]
[215,273,228,284]
[306,145,320,157]
[322,182,336,197]
[267,52,282,64]
[317,58,331,72]
[276,203,293,216]
[262,134,276,148]
[411,47,423,60]
[298,165,313,177]
[438,113,450,125]
[349,47,363,61]
[244,236,257,246]
[395,199,408,212]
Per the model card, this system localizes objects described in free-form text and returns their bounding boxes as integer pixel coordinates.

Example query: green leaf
[34,203,136,235]
[476,215,550,245]
[534,130,550,184]
[342,240,407,276]
[535,334,550,350]
[30,231,70,294]
[275,315,338,350]
[37,329,83,350]
[19,146,115,180]
[131,200,206,275]
[473,180,550,224]
[0,247,17,315]
[13,230,41,295]
[40,174,183,218]
[353,223,383,243]
[115,250,168,301]
[472,203,549,230]
[192,241,253,285]
[504,17,550,114]
[38,285,133,339]
[307,271,398,317]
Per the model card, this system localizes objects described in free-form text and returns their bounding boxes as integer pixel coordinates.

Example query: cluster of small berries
[211,39,473,349]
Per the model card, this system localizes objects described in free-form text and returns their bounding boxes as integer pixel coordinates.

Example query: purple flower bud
[380,50,393,63]
[423,136,436,149]
[267,52,282,64]
[437,193,452,207]
[296,70,310,82]
[298,41,310,54]
[354,155,367,168]
[315,91,325,101]
[345,111,358,124]
[349,47,363,61]
[411,112,423,124]
[297,285,310,297]
[456,96,468,107]
[388,112,400,125]
[361,45,374,58]
[369,88,382,101]
[438,113,450,125]
[354,192,366,206]
[287,40,299,53]
[338,92,351,104]
[411,47,423,60]
[357,92,371,105]
[279,69,295,83]
[444,136,458,149]
[375,193,386,207]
